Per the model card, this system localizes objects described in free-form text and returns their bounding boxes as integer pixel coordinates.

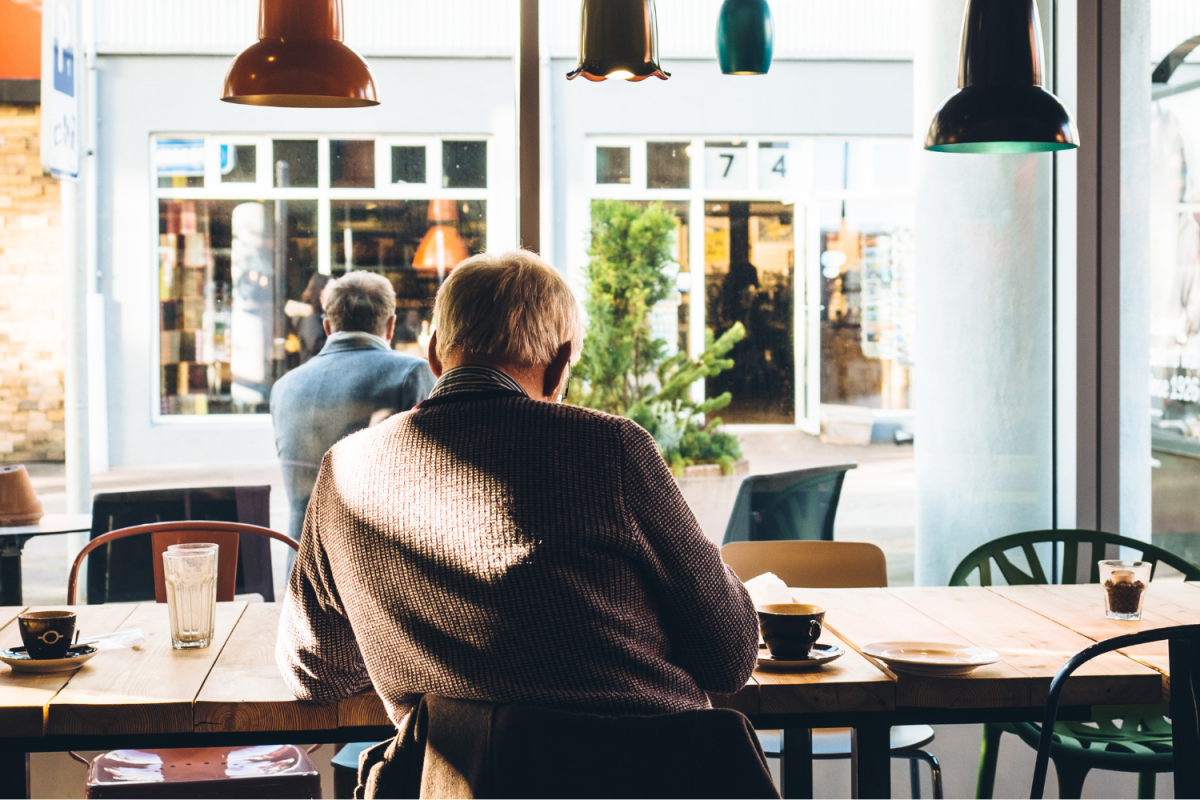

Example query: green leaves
[574,201,744,476]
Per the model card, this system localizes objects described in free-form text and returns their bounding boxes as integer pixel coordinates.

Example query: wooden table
[0,584,1191,799]
[0,515,92,606]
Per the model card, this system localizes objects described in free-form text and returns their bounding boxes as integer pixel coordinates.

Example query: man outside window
[276,251,758,724]
[270,272,435,558]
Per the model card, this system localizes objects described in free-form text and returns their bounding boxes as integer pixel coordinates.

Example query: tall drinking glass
[163,548,218,649]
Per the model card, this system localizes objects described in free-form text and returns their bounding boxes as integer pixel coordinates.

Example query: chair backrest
[88,486,274,603]
[1030,625,1200,800]
[722,463,857,545]
[949,529,1200,587]
[67,521,297,605]
[721,541,888,588]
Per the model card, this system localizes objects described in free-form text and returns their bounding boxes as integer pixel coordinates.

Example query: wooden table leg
[0,752,30,799]
[851,725,890,800]
[779,728,813,799]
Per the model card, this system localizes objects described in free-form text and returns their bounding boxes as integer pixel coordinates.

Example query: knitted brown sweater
[277,390,759,723]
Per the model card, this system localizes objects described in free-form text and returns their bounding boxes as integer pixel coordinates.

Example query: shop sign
[155,140,207,178]
[41,0,80,180]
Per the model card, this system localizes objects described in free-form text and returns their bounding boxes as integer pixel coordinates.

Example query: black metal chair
[87,486,276,603]
[1030,625,1200,800]
[722,464,857,545]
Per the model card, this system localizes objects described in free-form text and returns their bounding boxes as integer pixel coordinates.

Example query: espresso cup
[758,603,825,660]
[19,610,76,659]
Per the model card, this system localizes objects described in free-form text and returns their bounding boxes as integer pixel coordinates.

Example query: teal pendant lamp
[925,0,1077,153]
[567,0,670,81]
[717,0,774,75]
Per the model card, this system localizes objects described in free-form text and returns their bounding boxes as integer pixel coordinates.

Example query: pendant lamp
[567,0,669,82]
[717,0,773,76]
[414,200,470,284]
[222,0,378,108]
[925,0,1077,153]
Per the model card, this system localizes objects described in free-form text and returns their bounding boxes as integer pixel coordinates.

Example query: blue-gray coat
[270,333,435,544]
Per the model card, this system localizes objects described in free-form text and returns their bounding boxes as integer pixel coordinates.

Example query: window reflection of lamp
[413,199,469,284]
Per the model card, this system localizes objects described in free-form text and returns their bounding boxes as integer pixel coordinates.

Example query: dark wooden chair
[66,520,322,799]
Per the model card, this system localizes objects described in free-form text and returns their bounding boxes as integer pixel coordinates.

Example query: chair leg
[0,752,29,800]
[976,722,1002,799]
[1053,760,1089,799]
[899,750,942,800]
[910,758,922,799]
[1137,771,1156,800]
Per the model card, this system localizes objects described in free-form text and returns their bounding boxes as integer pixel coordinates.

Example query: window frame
[149,132,494,425]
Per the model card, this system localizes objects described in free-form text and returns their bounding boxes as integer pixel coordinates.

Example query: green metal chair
[949,529,1200,799]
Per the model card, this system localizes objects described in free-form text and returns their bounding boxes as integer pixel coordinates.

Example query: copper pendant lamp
[925,0,1076,153]
[567,0,669,82]
[414,200,470,283]
[222,0,379,108]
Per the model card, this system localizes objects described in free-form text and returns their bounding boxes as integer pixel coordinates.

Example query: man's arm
[276,457,373,703]
[618,419,760,694]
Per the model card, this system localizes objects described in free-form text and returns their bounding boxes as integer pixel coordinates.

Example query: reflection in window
[648,142,691,189]
[597,147,631,184]
[442,141,487,188]
[392,146,426,184]
[819,199,914,410]
[705,201,794,423]
[330,200,486,357]
[330,140,375,189]
[272,140,319,188]
[158,198,318,415]
[220,145,257,183]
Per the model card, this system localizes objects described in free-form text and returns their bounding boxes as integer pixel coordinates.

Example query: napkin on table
[742,572,792,608]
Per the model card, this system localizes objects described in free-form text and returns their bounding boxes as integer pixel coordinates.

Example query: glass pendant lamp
[222,0,379,108]
[717,0,774,75]
[567,0,670,81]
[925,0,1077,153]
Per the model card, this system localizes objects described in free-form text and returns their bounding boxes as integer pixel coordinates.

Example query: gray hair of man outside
[433,251,582,367]
[323,272,396,335]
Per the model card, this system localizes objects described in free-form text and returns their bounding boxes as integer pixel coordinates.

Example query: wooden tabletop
[0,584,1192,739]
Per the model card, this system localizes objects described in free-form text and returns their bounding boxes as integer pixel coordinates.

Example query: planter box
[820,404,874,446]
[674,459,750,546]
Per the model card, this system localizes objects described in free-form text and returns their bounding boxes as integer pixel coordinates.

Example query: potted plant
[573,200,748,542]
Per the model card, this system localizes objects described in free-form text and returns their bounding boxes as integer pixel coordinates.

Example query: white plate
[757,643,844,672]
[0,645,98,674]
[861,641,1001,677]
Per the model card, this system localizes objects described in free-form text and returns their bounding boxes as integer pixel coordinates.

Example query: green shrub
[574,200,745,476]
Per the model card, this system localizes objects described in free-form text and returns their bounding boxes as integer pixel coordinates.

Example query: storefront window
[153,134,492,417]
[1150,81,1200,563]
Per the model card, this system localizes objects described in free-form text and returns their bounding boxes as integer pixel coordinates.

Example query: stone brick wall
[0,104,65,462]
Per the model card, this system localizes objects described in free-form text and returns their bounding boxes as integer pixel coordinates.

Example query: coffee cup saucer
[756,642,844,671]
[0,645,97,674]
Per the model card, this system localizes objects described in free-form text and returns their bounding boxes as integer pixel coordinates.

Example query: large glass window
[153,135,492,417]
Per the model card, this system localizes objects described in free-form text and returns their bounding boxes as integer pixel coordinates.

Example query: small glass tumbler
[1099,559,1151,620]
[163,548,218,649]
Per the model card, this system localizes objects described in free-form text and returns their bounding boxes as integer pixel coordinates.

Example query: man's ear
[428,332,443,377]
[543,342,572,401]
[323,317,333,336]
[384,315,396,343]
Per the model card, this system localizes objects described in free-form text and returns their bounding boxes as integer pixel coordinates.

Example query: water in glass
[163,548,218,649]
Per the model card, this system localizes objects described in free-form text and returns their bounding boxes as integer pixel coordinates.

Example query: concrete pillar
[913,0,1055,585]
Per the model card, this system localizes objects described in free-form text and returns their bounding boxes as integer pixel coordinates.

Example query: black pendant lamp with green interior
[717,0,774,75]
[567,0,669,81]
[925,0,1077,153]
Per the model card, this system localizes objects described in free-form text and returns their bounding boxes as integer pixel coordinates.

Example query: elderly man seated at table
[276,250,759,724]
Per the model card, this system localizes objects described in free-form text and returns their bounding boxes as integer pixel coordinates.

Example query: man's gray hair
[324,272,396,335]
[433,251,582,366]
